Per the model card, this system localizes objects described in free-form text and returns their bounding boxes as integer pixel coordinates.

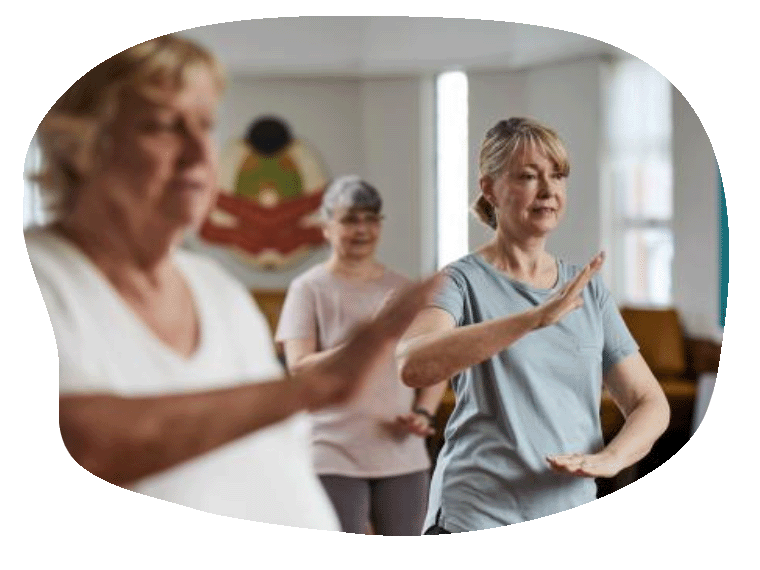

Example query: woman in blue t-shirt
[397,117,670,533]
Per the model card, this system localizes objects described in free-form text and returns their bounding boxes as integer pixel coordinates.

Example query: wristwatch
[413,407,436,424]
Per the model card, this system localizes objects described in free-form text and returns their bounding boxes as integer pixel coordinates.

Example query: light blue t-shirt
[425,254,638,532]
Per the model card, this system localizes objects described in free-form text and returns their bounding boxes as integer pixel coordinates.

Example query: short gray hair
[321,175,382,220]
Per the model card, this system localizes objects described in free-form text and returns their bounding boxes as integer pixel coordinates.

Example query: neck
[57,204,182,295]
[483,229,551,279]
[326,253,382,280]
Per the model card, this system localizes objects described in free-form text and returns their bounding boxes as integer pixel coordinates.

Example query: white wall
[360,77,426,278]
[467,58,605,266]
[671,87,721,340]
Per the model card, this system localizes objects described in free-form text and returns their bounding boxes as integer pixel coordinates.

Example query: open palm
[535,252,605,328]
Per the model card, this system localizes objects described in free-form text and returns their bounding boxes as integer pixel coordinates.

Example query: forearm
[398,309,542,388]
[288,344,343,374]
[60,377,306,486]
[413,381,448,415]
[601,392,670,470]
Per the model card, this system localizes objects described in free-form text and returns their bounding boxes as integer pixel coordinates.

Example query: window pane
[612,154,672,220]
[606,58,672,151]
[623,227,674,305]
[435,71,469,269]
[23,138,43,229]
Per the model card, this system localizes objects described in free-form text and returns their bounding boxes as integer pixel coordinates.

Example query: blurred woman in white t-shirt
[26,35,439,530]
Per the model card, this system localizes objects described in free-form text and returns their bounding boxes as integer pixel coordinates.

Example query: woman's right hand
[292,274,443,410]
[533,252,605,329]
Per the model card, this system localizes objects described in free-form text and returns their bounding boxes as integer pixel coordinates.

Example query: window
[435,71,469,270]
[23,138,45,229]
[605,59,673,306]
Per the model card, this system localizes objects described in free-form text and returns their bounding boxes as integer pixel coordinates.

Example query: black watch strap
[413,407,436,424]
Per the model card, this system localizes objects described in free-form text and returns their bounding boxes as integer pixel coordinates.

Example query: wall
[360,77,427,278]
[671,87,721,340]
[467,58,605,265]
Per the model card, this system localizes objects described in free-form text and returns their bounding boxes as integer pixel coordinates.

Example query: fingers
[368,273,445,340]
[546,453,617,478]
[395,413,435,437]
[305,274,443,410]
[566,251,605,298]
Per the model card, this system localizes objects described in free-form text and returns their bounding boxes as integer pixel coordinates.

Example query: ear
[479,175,495,206]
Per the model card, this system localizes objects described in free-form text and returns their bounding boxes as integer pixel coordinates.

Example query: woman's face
[323,207,383,261]
[87,67,220,234]
[482,144,567,241]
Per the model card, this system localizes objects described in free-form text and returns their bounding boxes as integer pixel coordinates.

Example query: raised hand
[534,252,605,329]
[293,273,444,411]
[546,452,623,479]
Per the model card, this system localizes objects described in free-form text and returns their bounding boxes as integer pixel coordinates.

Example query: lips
[531,206,556,214]
[172,179,207,192]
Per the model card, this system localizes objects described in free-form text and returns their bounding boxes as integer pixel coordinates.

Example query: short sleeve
[593,274,639,374]
[428,265,467,325]
[275,278,318,342]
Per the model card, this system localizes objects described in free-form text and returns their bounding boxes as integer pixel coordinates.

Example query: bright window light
[605,59,673,305]
[435,71,469,269]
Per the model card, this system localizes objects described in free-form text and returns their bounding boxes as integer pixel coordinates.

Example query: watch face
[199,117,330,271]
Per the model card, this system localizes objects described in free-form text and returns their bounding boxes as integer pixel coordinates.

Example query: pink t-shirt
[276,263,431,478]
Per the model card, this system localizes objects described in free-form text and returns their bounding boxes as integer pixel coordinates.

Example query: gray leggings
[319,470,429,535]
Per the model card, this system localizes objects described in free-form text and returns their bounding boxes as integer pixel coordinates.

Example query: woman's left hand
[546,452,623,478]
[391,412,435,437]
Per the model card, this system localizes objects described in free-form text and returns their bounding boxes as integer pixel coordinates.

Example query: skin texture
[397,142,669,479]
[55,67,444,487]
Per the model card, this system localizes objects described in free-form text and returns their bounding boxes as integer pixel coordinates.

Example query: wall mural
[199,116,329,271]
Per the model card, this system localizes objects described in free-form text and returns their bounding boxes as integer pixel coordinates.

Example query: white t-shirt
[26,227,339,531]
[276,263,431,478]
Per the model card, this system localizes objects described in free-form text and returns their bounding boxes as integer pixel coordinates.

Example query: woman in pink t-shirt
[276,176,447,535]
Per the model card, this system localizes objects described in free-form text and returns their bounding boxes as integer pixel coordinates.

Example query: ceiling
[178,17,630,77]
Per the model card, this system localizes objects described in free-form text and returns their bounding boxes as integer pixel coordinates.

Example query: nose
[178,123,211,167]
[536,173,556,197]
[536,176,549,196]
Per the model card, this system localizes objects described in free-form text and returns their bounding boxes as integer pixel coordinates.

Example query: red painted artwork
[199,117,329,270]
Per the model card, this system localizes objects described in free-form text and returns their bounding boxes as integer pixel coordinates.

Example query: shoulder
[24,227,91,309]
[381,267,411,287]
[174,249,258,314]
[175,249,242,289]
[442,253,488,285]
[25,226,70,272]
[291,263,330,288]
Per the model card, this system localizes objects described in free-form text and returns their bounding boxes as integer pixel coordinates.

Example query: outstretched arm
[547,352,670,478]
[60,378,308,487]
[397,253,605,388]
[60,275,442,487]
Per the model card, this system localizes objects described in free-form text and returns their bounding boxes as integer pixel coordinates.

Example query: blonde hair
[32,34,225,217]
[473,117,570,229]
